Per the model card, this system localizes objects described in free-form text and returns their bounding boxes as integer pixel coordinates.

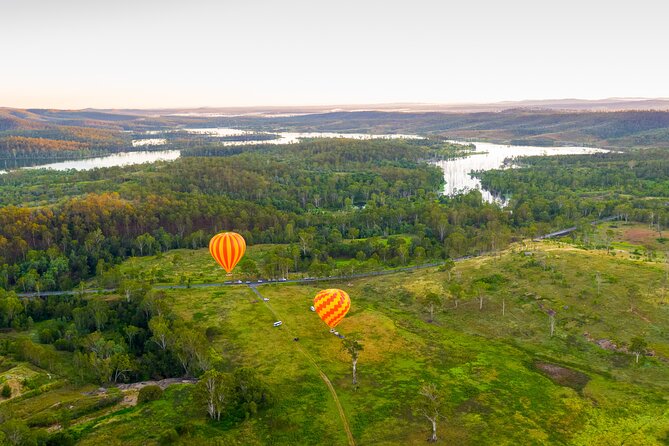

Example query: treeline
[0,126,130,159]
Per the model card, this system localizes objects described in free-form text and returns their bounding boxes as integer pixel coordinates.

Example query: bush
[47,431,75,446]
[205,326,223,341]
[175,422,194,436]
[137,385,163,404]
[54,338,75,352]
[158,428,179,445]
[1,383,11,398]
[38,328,58,344]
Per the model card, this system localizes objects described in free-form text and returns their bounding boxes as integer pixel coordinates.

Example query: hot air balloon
[313,289,351,328]
[209,232,246,274]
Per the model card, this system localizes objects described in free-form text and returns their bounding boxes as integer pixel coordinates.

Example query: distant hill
[4,101,669,149]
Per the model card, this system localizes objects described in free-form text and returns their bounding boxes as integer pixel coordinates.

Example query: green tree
[197,370,233,421]
[630,336,647,364]
[420,292,443,323]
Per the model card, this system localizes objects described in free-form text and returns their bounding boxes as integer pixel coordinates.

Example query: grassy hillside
[2,237,668,445]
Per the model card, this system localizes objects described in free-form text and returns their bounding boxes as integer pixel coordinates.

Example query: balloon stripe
[212,235,221,266]
[315,293,338,313]
[232,234,244,264]
[214,235,223,266]
[320,298,346,322]
[325,299,350,327]
[319,299,341,320]
[224,235,233,272]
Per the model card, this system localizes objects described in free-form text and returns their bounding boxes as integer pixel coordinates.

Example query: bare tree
[342,339,363,385]
[595,272,602,296]
[416,383,444,443]
[547,309,556,337]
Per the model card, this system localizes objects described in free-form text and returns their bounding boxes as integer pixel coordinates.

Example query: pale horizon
[2,0,669,109]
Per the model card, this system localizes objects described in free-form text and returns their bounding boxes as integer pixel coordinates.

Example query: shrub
[47,431,75,446]
[137,385,163,404]
[175,422,194,436]
[1,383,11,398]
[205,326,223,341]
[158,428,179,445]
[54,338,75,352]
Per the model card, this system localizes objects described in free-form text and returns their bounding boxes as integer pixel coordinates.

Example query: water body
[132,138,167,147]
[183,128,424,146]
[22,150,181,172]
[433,141,608,204]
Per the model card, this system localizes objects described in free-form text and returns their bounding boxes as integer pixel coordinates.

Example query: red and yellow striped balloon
[313,289,351,329]
[209,232,246,273]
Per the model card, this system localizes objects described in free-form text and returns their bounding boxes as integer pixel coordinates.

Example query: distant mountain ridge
[3,100,669,149]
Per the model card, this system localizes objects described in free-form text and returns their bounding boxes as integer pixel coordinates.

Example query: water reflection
[433,141,608,204]
[24,150,181,171]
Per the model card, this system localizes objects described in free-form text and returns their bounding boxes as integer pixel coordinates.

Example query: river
[433,141,608,204]
[1,133,606,205]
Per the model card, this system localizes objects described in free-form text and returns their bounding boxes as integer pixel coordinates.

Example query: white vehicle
[236,280,242,284]
[263,298,270,302]
[258,279,263,283]
[273,321,283,327]
[280,278,287,282]
[245,281,251,284]
[310,306,315,312]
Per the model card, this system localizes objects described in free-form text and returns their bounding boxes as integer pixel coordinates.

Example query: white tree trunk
[352,358,358,385]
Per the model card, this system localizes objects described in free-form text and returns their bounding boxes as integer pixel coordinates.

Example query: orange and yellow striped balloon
[313,289,351,329]
[209,232,246,273]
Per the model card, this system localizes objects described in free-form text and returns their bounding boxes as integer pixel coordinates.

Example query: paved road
[16,215,619,298]
[17,260,458,298]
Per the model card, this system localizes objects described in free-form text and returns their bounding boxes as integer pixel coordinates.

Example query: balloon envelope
[209,232,246,273]
[313,289,351,328]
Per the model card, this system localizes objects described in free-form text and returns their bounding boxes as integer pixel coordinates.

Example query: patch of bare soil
[534,362,590,392]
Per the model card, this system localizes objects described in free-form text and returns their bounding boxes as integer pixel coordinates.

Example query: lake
[433,141,608,203]
[22,150,181,172]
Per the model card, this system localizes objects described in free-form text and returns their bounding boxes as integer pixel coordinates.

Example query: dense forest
[2,138,668,294]
[0,139,502,292]
[478,149,669,231]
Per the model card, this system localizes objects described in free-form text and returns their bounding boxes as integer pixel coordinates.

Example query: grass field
[4,239,669,445]
[103,238,434,288]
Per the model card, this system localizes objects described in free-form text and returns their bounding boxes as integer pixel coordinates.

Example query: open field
[3,241,664,444]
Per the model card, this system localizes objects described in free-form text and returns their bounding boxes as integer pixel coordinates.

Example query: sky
[1,0,668,109]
